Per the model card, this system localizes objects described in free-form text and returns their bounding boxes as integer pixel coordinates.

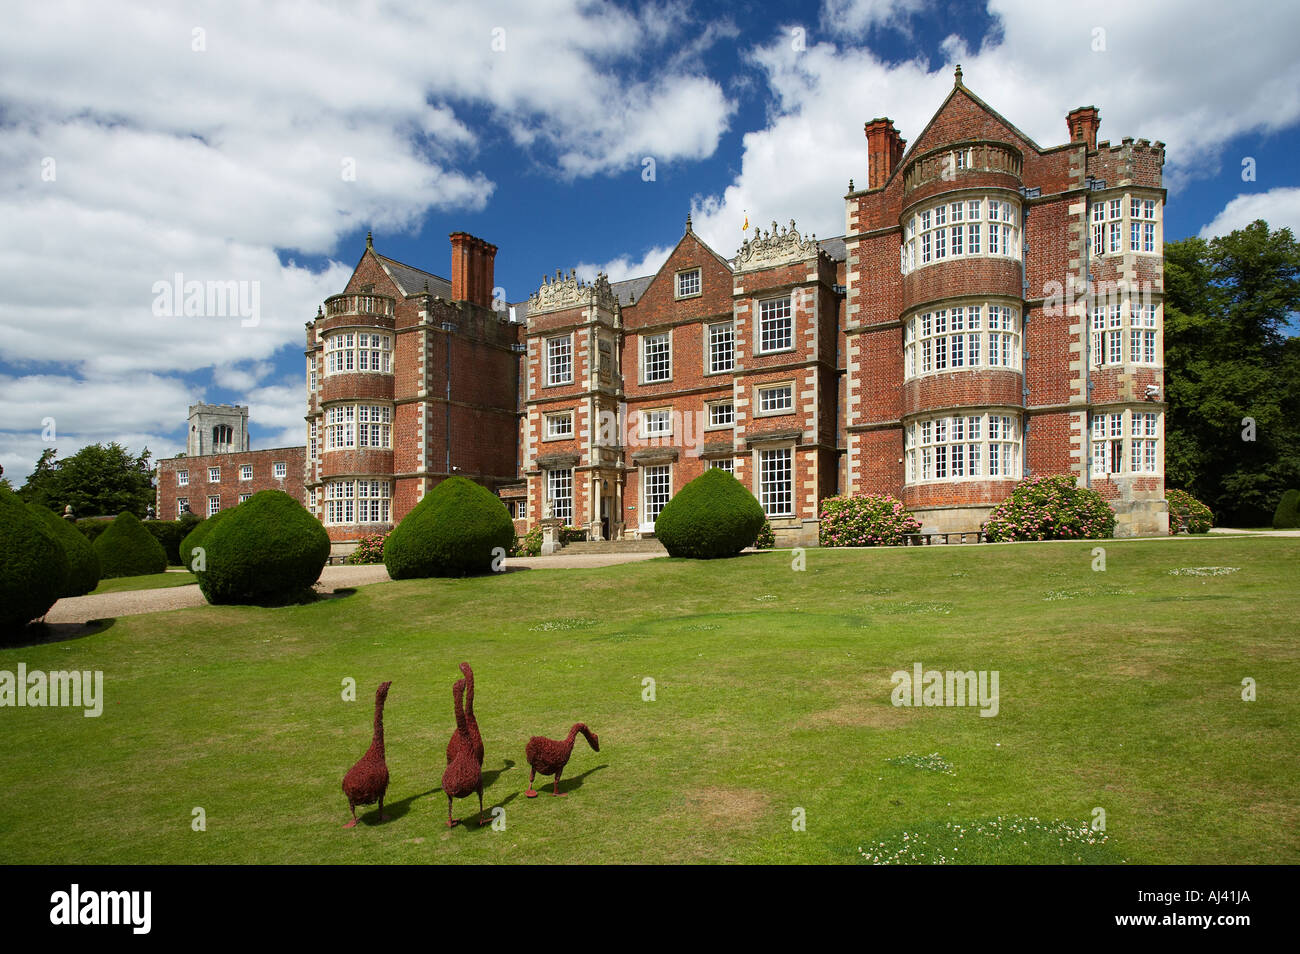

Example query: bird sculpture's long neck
[453,685,468,737]
[371,693,386,759]
[563,724,583,754]
[463,668,476,723]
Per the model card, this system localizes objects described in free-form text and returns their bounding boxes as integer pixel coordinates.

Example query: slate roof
[374,253,452,298]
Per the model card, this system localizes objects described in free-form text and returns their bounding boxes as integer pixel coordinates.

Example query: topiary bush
[1167,489,1214,535]
[346,531,388,565]
[144,518,193,565]
[93,510,168,578]
[28,503,101,597]
[818,493,921,547]
[982,474,1116,542]
[654,467,766,559]
[75,516,115,544]
[178,509,232,572]
[195,490,330,605]
[752,518,776,550]
[1271,489,1300,530]
[384,476,515,578]
[0,487,69,638]
[512,524,542,557]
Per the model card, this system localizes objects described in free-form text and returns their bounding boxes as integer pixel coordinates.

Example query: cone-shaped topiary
[0,487,69,638]
[384,476,515,578]
[1272,489,1300,530]
[93,510,168,578]
[654,467,766,559]
[195,490,330,605]
[178,508,231,572]
[28,503,101,596]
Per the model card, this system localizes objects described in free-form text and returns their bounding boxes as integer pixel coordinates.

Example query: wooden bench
[907,531,986,546]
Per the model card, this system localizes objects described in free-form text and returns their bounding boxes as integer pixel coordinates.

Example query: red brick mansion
[165,71,1170,546]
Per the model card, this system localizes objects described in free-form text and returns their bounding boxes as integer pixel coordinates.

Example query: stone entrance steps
[561,538,668,555]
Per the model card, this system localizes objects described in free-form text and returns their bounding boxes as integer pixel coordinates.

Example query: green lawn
[90,570,196,594]
[2,537,1297,864]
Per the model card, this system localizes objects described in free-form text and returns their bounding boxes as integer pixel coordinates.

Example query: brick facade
[156,444,306,520]
[186,71,1170,546]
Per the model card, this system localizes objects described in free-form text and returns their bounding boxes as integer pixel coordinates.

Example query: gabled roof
[373,252,452,298]
[898,71,1047,174]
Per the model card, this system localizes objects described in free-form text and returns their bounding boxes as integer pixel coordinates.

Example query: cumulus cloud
[689,0,1300,254]
[1199,187,1300,239]
[575,246,675,284]
[0,0,737,479]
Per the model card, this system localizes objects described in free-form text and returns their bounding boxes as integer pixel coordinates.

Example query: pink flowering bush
[752,518,776,550]
[982,475,1115,542]
[346,531,388,564]
[1167,489,1213,534]
[819,494,921,547]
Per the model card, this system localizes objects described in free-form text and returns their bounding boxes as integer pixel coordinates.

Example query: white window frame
[675,268,701,299]
[758,447,793,517]
[901,195,1019,275]
[239,493,252,504]
[641,332,672,383]
[640,407,673,438]
[208,466,220,483]
[756,383,794,416]
[544,410,574,440]
[324,331,392,375]
[642,464,672,531]
[709,458,735,475]
[323,479,392,525]
[758,296,793,354]
[176,497,188,518]
[706,401,735,429]
[240,464,253,481]
[177,469,189,486]
[273,461,287,479]
[906,413,1020,484]
[707,321,734,374]
[546,468,573,522]
[207,495,221,516]
[545,334,573,387]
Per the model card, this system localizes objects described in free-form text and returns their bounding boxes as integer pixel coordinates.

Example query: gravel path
[43,551,666,625]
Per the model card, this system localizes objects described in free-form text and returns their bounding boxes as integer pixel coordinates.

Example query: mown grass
[1,537,1296,864]
[90,571,196,594]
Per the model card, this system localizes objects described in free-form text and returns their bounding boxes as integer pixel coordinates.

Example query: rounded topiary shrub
[982,474,1116,542]
[819,493,921,547]
[1167,489,1214,535]
[196,490,330,605]
[384,476,515,578]
[1271,489,1300,530]
[29,503,101,597]
[178,509,231,572]
[654,468,766,559]
[0,487,69,637]
[93,511,168,578]
[76,516,115,544]
[145,517,195,565]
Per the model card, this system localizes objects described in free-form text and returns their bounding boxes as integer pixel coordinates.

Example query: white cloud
[822,0,930,35]
[689,0,1300,253]
[1199,187,1300,239]
[575,246,674,284]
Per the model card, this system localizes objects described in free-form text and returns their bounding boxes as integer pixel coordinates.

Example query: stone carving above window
[528,268,618,316]
[734,220,820,274]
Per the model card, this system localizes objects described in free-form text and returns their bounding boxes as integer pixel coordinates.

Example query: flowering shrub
[982,475,1115,541]
[1167,489,1213,535]
[752,518,775,549]
[512,525,542,557]
[559,525,587,544]
[819,494,921,547]
[346,532,388,564]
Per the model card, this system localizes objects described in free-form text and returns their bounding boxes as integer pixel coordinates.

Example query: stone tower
[187,403,250,456]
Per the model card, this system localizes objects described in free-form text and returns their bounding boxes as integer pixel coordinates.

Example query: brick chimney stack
[449,232,498,309]
[1067,106,1101,151]
[864,118,906,189]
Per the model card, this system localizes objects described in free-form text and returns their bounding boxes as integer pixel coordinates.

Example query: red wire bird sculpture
[342,680,392,828]
[525,723,599,798]
[445,662,484,766]
[441,677,485,827]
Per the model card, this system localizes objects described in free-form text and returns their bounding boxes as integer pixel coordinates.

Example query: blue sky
[2,0,1299,482]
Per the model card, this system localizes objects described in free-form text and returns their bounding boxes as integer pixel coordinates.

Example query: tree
[17,443,155,519]
[1163,220,1300,525]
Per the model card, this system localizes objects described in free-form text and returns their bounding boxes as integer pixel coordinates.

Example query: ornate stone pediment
[734,219,820,273]
[528,268,618,316]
